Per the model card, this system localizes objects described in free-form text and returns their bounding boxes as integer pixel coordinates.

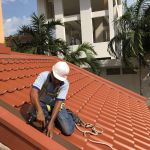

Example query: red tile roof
[0,49,150,150]
[0,44,11,54]
[0,107,67,150]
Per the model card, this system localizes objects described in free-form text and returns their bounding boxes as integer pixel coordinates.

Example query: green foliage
[63,42,100,75]
[14,13,63,54]
[108,0,150,66]
[9,13,100,75]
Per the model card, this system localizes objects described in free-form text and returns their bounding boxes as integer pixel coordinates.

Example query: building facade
[37,0,122,58]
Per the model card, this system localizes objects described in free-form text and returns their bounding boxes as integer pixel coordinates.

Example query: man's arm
[30,88,45,127]
[47,81,69,138]
[47,100,62,138]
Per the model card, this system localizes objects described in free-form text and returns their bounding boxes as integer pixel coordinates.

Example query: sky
[2,0,135,37]
[2,0,37,37]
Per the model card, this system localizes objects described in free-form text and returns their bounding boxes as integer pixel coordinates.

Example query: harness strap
[46,102,65,112]
[39,73,51,98]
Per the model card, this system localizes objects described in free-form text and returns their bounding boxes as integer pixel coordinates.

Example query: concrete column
[54,0,65,40]
[108,0,114,40]
[37,0,47,16]
[80,0,93,43]
[0,0,4,43]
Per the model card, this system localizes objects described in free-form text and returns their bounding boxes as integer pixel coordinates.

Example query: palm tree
[107,0,150,94]
[61,42,100,75]
[15,13,63,54]
[143,4,150,51]
[45,38,100,74]
[48,38,69,56]
[12,13,100,74]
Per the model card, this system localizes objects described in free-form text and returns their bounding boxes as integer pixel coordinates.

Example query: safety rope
[75,120,114,150]
[15,102,114,150]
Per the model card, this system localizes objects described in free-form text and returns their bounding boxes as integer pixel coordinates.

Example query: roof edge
[0,106,67,150]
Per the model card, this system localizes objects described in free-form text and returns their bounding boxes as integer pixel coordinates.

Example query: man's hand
[46,101,62,138]
[47,121,54,138]
[30,88,45,127]
[37,110,45,128]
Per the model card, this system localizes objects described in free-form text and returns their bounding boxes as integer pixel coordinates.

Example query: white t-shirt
[33,71,69,101]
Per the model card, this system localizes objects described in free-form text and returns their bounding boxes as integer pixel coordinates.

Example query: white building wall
[93,42,112,58]
[36,1,150,103]
[108,0,114,39]
[79,0,93,43]
[53,0,66,40]
[37,0,122,59]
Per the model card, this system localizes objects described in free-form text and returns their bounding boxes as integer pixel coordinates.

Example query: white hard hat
[52,61,70,81]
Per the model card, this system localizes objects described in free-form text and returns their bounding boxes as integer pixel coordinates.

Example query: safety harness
[39,73,64,110]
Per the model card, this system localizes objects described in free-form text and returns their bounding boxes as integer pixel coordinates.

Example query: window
[91,0,108,12]
[106,68,120,75]
[46,0,54,19]
[65,21,82,45]
[122,68,137,74]
[63,0,80,16]
[92,17,110,43]
[117,0,121,5]
[113,0,121,6]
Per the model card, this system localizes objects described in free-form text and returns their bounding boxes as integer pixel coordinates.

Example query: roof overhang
[0,106,67,150]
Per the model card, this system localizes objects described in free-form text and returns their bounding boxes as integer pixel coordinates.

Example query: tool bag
[19,102,36,123]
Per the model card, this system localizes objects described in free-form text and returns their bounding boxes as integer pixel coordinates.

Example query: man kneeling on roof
[30,61,75,138]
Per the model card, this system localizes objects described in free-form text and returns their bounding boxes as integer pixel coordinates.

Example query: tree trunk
[139,55,143,95]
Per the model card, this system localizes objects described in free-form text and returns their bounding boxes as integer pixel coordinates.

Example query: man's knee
[63,126,74,136]
[57,109,75,135]
[58,119,75,135]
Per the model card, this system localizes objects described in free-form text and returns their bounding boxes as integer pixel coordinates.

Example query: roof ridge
[50,56,147,101]
[66,60,146,101]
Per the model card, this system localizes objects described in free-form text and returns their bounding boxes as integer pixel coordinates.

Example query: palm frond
[108,0,149,67]
[134,0,145,16]
[31,13,46,33]
[46,19,63,30]
[15,13,64,54]
[74,43,97,58]
[107,32,125,58]
[18,25,33,35]
[49,39,69,56]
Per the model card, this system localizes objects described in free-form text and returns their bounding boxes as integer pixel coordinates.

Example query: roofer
[30,61,75,138]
